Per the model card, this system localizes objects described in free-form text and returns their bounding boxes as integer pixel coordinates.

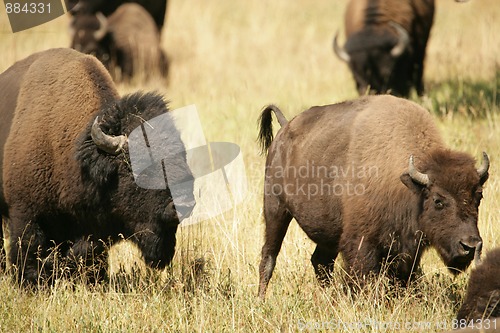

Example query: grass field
[0,0,499,332]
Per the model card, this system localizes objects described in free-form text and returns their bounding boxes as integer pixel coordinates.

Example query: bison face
[333,24,411,96]
[401,152,489,274]
[70,13,110,63]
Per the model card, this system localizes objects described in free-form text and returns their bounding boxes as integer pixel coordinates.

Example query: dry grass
[0,0,499,332]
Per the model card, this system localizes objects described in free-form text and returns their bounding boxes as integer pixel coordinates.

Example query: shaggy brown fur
[71,3,168,81]
[66,0,168,32]
[0,48,194,286]
[257,95,489,298]
[457,248,500,322]
[335,0,434,96]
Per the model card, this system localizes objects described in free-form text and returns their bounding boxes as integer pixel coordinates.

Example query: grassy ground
[0,0,499,332]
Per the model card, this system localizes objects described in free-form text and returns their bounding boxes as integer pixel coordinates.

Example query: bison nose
[175,200,196,221]
[459,237,482,257]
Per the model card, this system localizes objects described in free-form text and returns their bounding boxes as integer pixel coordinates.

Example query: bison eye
[434,199,444,210]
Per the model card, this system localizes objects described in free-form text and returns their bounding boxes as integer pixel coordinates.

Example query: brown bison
[457,248,500,324]
[0,48,195,285]
[70,3,168,81]
[66,0,168,33]
[333,0,435,97]
[257,95,489,298]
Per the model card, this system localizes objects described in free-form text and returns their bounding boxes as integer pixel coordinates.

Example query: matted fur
[0,48,194,285]
[257,95,488,298]
[457,248,500,322]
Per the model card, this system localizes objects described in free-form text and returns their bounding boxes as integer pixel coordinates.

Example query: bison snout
[458,237,482,257]
[174,200,196,221]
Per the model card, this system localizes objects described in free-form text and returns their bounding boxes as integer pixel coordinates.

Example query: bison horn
[477,152,489,178]
[333,32,351,63]
[94,12,108,41]
[389,22,410,57]
[408,155,430,186]
[91,117,127,155]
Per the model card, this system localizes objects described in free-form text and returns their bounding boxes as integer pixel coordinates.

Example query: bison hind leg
[311,245,339,287]
[258,198,293,299]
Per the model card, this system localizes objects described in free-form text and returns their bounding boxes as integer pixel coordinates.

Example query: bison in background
[457,248,500,323]
[66,0,168,33]
[333,0,435,97]
[0,48,195,286]
[70,3,169,82]
[257,95,489,298]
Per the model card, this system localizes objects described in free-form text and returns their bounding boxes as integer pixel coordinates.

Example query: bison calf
[0,48,195,286]
[257,95,489,298]
[70,3,168,82]
[457,248,500,324]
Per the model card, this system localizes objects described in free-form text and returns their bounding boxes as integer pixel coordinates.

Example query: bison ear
[400,173,426,194]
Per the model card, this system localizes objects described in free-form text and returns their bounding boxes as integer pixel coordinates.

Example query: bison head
[70,12,110,64]
[400,151,489,274]
[77,92,196,231]
[333,23,411,96]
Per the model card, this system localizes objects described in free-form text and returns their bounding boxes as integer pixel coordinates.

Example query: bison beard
[257,95,489,299]
[0,48,194,287]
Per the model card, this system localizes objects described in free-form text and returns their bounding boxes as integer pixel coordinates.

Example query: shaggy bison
[0,48,195,285]
[457,248,500,324]
[70,3,168,81]
[333,0,435,96]
[257,95,489,298]
[66,0,168,33]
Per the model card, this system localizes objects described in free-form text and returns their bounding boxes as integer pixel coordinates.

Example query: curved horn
[477,152,489,178]
[93,12,108,41]
[333,32,351,63]
[389,22,410,57]
[408,155,430,186]
[91,117,127,155]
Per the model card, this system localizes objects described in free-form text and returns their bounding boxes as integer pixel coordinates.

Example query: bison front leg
[66,237,108,284]
[341,236,382,289]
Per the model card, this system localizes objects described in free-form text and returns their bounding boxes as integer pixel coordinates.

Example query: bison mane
[75,91,171,206]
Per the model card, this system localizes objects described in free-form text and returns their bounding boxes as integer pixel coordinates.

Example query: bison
[457,248,500,324]
[66,0,168,33]
[257,95,489,298]
[70,3,169,81]
[0,48,195,286]
[333,0,435,97]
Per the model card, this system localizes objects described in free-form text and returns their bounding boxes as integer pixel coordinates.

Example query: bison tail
[257,104,288,155]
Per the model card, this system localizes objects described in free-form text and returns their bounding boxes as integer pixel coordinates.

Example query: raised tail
[257,104,288,155]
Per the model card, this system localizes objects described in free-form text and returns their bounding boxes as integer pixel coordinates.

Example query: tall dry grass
[0,0,499,332]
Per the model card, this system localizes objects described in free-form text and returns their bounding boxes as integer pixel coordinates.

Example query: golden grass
[0,0,499,332]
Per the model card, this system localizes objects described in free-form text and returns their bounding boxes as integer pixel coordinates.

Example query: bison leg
[258,195,292,299]
[7,218,50,286]
[66,237,108,284]
[311,245,338,287]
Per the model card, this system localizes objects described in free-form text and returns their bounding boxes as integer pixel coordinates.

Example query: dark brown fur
[66,0,168,32]
[336,0,434,96]
[457,248,500,322]
[71,3,168,81]
[257,95,488,298]
[0,48,194,286]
